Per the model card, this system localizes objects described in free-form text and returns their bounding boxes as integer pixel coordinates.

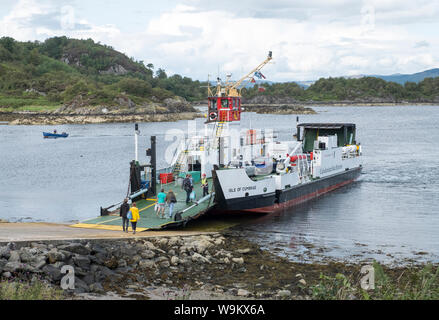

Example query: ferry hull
[213,167,361,214]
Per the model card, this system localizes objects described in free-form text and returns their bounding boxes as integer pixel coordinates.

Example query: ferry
[126,50,363,215]
[211,123,362,213]
[87,51,362,232]
[167,51,362,214]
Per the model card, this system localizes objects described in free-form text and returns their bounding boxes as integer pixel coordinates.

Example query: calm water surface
[1,105,438,264]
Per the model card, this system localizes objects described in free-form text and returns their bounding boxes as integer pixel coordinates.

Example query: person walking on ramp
[165,189,177,219]
[129,202,140,234]
[182,174,193,204]
[120,198,130,232]
[201,173,209,197]
[156,188,167,218]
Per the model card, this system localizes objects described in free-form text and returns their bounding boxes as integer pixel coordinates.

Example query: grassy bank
[0,279,64,300]
[310,262,439,300]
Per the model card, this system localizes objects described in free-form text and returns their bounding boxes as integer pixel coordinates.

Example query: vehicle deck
[70,178,215,232]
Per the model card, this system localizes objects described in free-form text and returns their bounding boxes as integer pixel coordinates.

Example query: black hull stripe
[213,167,361,213]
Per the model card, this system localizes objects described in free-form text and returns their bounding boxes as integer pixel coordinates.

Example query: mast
[134,123,139,162]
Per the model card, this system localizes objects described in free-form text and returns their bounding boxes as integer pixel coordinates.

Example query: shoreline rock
[0,112,202,125]
[243,94,439,106]
[0,234,295,299]
[242,104,316,114]
[0,234,436,300]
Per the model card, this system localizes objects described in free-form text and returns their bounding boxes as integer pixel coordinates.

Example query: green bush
[116,78,152,97]
[151,87,174,100]
[310,262,439,300]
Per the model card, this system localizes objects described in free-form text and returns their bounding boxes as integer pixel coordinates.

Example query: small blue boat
[43,132,69,139]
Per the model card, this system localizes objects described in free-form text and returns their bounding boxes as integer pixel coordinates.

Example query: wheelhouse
[207,96,241,123]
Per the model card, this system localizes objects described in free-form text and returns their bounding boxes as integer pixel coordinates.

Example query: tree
[156,68,167,79]
[28,48,41,65]
[0,37,16,53]
[117,78,152,97]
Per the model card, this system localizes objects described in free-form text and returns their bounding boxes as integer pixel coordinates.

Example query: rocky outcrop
[0,234,249,296]
[99,64,129,76]
[243,104,316,115]
[243,95,300,105]
[25,88,47,96]
[163,97,192,112]
[55,95,196,116]
[0,234,313,299]
[4,112,201,125]
[0,93,201,125]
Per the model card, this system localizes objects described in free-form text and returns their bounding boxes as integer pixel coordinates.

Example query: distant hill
[372,68,439,85]
[291,68,439,88]
[293,80,315,88]
[242,75,439,104]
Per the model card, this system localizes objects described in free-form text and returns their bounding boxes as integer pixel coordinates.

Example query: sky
[0,0,438,81]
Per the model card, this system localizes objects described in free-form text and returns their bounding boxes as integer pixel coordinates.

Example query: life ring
[209,112,217,121]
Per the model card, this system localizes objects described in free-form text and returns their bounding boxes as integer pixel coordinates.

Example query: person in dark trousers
[165,190,177,219]
[182,174,193,204]
[129,202,140,235]
[120,198,130,232]
[201,173,209,197]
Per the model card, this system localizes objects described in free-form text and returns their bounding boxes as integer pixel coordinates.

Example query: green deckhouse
[297,123,357,153]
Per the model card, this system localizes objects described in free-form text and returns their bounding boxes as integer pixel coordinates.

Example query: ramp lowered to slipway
[70,179,215,232]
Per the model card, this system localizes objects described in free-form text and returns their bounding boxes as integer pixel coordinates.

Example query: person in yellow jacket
[129,202,140,234]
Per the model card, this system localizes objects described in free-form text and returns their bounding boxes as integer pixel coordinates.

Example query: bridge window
[233,98,239,110]
[210,99,217,111]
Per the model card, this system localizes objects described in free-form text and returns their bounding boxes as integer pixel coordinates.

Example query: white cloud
[0,0,51,41]
[1,0,438,81]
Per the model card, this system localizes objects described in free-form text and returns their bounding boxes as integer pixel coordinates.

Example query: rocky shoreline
[0,95,203,125]
[1,232,436,300]
[243,95,439,106]
[3,101,437,125]
[0,112,202,125]
[242,104,316,115]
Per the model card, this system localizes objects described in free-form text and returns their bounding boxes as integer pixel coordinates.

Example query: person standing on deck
[156,188,167,218]
[201,173,209,197]
[120,198,130,232]
[165,190,177,219]
[182,174,193,204]
[129,202,140,234]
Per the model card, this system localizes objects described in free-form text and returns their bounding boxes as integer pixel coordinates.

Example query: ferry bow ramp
[71,135,216,232]
[71,52,363,232]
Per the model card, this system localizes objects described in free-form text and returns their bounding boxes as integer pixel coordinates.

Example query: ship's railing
[170,139,187,166]
[157,166,173,176]
[171,136,210,162]
[342,147,361,159]
[186,136,211,151]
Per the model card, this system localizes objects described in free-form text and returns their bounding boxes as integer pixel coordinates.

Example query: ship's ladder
[172,149,188,176]
[215,121,226,138]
